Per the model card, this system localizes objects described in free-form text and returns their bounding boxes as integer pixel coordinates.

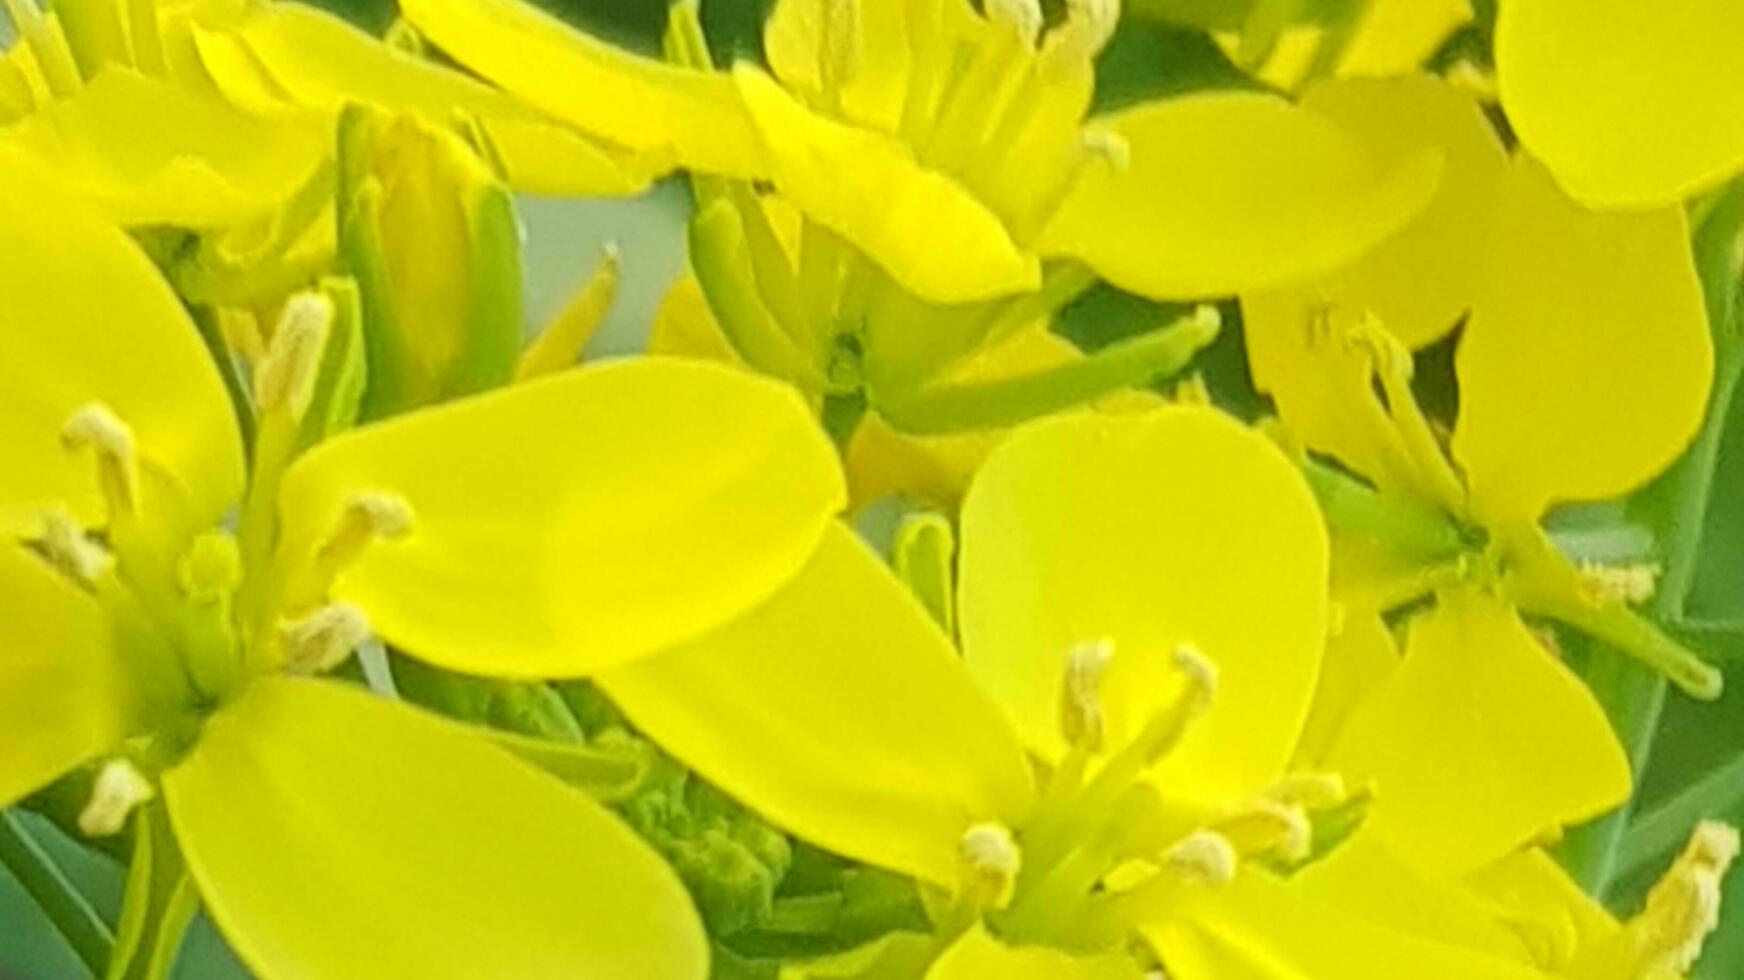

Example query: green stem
[0,810,113,977]
[1616,750,1744,882]
[1300,457,1469,561]
[1558,177,1744,898]
[876,308,1219,434]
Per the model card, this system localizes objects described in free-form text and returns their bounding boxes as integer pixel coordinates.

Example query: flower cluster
[0,0,1740,977]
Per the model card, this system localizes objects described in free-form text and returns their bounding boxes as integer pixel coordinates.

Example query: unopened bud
[79,760,154,837]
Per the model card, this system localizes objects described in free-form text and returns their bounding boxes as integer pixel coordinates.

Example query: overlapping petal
[164,677,707,980]
[601,523,1035,887]
[0,67,328,227]
[398,0,761,179]
[1453,157,1712,524]
[1496,0,1744,208]
[0,543,129,808]
[958,408,1329,808]
[277,358,844,678]
[0,152,242,537]
[1331,590,1631,876]
[1038,92,1441,300]
[928,923,1142,979]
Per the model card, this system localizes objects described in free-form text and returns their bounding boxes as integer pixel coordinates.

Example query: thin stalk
[0,810,113,977]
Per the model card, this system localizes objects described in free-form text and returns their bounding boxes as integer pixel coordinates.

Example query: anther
[281,602,372,675]
[1060,639,1114,752]
[254,291,334,419]
[1172,643,1219,712]
[78,759,154,837]
[986,0,1043,47]
[1043,0,1120,64]
[1166,829,1237,886]
[1578,561,1659,606]
[960,822,1023,909]
[1626,821,1740,977]
[1215,799,1312,863]
[314,492,412,573]
[61,403,139,518]
[34,508,114,586]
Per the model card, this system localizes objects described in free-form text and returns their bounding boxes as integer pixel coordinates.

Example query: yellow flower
[1495,0,1744,209]
[1239,75,1717,876]
[576,405,1564,976]
[0,155,845,978]
[1473,823,1741,980]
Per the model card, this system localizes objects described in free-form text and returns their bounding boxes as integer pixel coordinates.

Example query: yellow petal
[1336,0,1472,80]
[647,272,744,365]
[927,923,1143,980]
[0,543,128,808]
[601,523,1035,888]
[1144,845,1552,980]
[277,358,844,678]
[0,67,328,228]
[1292,609,1397,769]
[765,0,912,134]
[1297,74,1507,348]
[397,0,762,179]
[735,66,1039,304]
[1496,0,1744,208]
[0,151,243,537]
[164,677,706,979]
[1331,590,1632,876]
[195,1,659,196]
[1452,156,1712,525]
[1039,91,1441,300]
[958,407,1329,808]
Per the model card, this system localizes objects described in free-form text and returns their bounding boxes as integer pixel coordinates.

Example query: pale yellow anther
[1216,799,1311,863]
[1625,820,1740,978]
[35,508,113,586]
[314,492,413,570]
[78,759,154,837]
[1264,772,1348,810]
[178,531,243,605]
[960,822,1023,909]
[1172,643,1219,711]
[280,602,372,675]
[1043,0,1120,63]
[254,291,334,418]
[986,0,1043,46]
[1081,129,1130,172]
[1166,829,1237,886]
[1060,639,1114,752]
[1578,561,1660,606]
[61,402,139,518]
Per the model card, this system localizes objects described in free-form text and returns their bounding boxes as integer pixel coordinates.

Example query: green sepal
[295,276,369,450]
[892,512,956,635]
[690,199,827,393]
[447,178,524,399]
[105,803,196,980]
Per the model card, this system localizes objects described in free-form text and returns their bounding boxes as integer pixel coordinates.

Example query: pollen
[281,602,373,675]
[1060,638,1114,752]
[61,402,139,518]
[1166,829,1237,886]
[960,822,1023,909]
[79,759,155,838]
[254,290,335,418]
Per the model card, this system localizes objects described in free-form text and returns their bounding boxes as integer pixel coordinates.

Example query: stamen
[959,822,1023,909]
[254,290,334,419]
[1578,561,1660,606]
[1213,799,1312,863]
[78,759,154,837]
[986,0,1043,47]
[1060,639,1114,752]
[34,508,114,586]
[1172,643,1219,712]
[1263,772,1348,810]
[61,403,139,519]
[1625,820,1740,977]
[1166,829,1237,886]
[280,602,372,675]
[1042,0,1120,64]
[301,493,414,604]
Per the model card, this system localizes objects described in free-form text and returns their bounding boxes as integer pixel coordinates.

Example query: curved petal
[736,67,1038,304]
[1297,74,1507,348]
[0,68,328,228]
[600,523,1035,888]
[278,357,845,678]
[1143,844,1552,980]
[1496,0,1744,208]
[765,0,911,134]
[1331,590,1632,877]
[195,1,661,196]
[1336,0,1472,79]
[164,677,706,980]
[928,923,1142,979]
[1452,156,1712,525]
[1292,610,1398,769]
[958,408,1329,809]
[0,151,242,537]
[398,0,762,180]
[0,543,128,808]
[1038,91,1441,300]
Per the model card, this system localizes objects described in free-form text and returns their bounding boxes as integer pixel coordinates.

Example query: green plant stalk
[1557,178,1744,898]
[1617,751,1744,880]
[0,810,113,977]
